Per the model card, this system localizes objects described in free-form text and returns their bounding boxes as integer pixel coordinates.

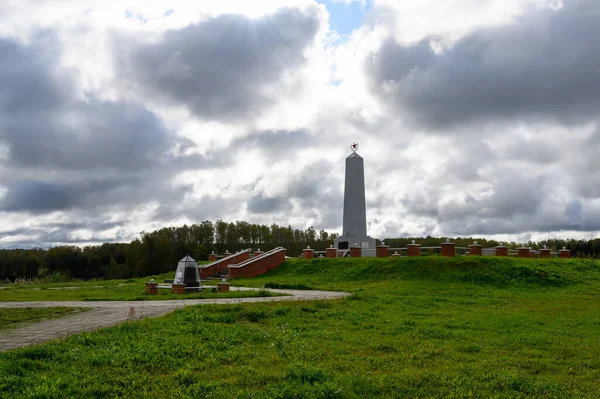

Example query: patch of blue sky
[318,1,373,86]
[317,0,373,38]
[124,9,148,23]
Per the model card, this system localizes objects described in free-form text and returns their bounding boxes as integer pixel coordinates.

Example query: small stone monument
[171,255,202,294]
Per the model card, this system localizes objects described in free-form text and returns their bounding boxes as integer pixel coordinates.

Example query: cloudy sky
[0,0,598,248]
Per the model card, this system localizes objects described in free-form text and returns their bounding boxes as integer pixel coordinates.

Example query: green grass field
[1,256,599,398]
[0,271,278,301]
[0,307,89,331]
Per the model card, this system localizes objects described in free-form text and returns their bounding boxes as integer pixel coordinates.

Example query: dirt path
[0,288,348,351]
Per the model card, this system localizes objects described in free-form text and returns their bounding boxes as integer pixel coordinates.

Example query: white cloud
[373,0,562,46]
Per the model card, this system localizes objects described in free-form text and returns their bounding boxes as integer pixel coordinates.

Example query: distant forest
[0,219,597,281]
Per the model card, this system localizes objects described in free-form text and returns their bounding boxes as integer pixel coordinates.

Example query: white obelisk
[334,143,376,253]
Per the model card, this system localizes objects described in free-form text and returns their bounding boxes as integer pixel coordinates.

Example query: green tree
[23,254,40,279]
[106,258,121,280]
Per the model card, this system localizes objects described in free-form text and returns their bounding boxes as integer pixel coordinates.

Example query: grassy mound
[238,257,600,289]
[1,256,600,398]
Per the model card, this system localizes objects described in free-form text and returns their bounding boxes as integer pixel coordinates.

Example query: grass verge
[0,271,282,301]
[0,257,599,398]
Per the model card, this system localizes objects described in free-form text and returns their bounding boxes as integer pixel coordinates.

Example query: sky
[0,0,599,248]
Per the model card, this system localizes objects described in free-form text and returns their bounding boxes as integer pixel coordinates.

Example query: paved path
[0,288,348,351]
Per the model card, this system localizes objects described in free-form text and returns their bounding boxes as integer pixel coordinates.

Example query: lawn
[0,307,89,331]
[0,271,279,301]
[1,256,599,398]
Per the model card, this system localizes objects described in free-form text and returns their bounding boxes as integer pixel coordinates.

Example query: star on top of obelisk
[350,142,358,152]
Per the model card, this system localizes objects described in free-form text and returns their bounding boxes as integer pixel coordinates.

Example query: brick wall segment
[407,243,421,257]
[518,247,530,258]
[350,246,362,258]
[199,249,251,278]
[495,246,508,256]
[228,248,287,278]
[326,247,337,258]
[376,244,390,258]
[441,242,455,257]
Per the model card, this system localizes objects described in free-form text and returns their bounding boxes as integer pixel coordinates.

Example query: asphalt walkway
[0,287,348,351]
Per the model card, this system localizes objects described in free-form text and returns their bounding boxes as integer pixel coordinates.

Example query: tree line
[0,220,338,281]
[1,220,598,282]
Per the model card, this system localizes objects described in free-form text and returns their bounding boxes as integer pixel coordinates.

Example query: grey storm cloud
[117,7,320,121]
[232,130,311,160]
[0,177,143,214]
[401,175,560,235]
[567,126,600,199]
[247,194,289,214]
[240,159,342,228]
[3,101,173,172]
[1,180,75,212]
[367,0,600,128]
[0,36,211,222]
[151,193,239,223]
[477,176,547,218]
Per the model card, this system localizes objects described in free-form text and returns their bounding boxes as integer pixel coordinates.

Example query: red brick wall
[145,283,158,295]
[200,251,251,278]
[518,248,530,258]
[441,243,455,257]
[559,250,571,258]
[228,249,286,279]
[350,247,361,257]
[326,248,337,258]
[407,245,420,256]
[468,245,483,256]
[171,284,186,294]
[376,246,389,258]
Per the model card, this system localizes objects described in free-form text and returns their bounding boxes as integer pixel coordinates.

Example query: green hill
[238,256,600,289]
[1,256,599,398]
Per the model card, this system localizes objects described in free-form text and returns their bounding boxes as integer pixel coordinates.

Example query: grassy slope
[1,257,600,398]
[0,308,89,331]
